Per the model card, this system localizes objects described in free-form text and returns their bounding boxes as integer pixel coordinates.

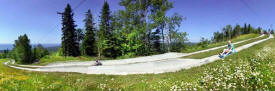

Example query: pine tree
[99,1,117,58]
[82,10,97,56]
[248,24,253,34]
[110,12,123,57]
[76,28,84,42]
[61,4,80,57]
[151,29,161,53]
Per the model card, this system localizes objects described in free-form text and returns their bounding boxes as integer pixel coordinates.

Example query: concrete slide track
[4,34,272,75]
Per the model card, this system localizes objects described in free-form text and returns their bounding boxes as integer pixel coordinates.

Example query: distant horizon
[0,43,60,50]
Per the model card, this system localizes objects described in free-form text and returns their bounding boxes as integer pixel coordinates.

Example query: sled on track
[219,50,236,58]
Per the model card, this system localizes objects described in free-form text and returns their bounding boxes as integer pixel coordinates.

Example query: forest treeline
[59,0,187,59]
[212,24,273,43]
[189,24,274,51]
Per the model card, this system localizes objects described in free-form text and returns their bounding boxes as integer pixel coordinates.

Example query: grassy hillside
[183,34,269,59]
[183,34,260,53]
[0,35,274,90]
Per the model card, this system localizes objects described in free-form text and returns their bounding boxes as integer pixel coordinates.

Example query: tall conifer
[61,4,80,57]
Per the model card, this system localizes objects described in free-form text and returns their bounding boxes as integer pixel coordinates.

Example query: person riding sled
[218,40,235,58]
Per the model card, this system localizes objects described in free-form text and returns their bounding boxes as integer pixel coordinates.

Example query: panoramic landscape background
[1,0,275,90]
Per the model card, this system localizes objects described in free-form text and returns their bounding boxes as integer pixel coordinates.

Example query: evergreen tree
[76,28,84,42]
[151,29,161,53]
[110,12,123,57]
[243,23,247,34]
[13,34,33,64]
[61,4,80,57]
[99,1,116,58]
[82,10,97,56]
[248,24,253,34]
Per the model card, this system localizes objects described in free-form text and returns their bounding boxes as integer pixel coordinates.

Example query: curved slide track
[15,34,265,68]
[4,34,272,75]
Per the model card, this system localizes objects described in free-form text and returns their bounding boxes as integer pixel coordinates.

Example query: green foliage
[61,4,80,57]
[0,49,10,59]
[55,0,186,58]
[116,0,185,55]
[232,24,241,37]
[56,47,64,56]
[254,27,262,34]
[32,44,49,61]
[170,31,188,52]
[213,23,262,43]
[81,10,97,56]
[13,34,33,64]
[37,53,95,66]
[165,13,184,52]
[151,29,161,53]
[197,37,211,48]
[76,28,84,42]
[99,1,119,58]
[184,34,259,53]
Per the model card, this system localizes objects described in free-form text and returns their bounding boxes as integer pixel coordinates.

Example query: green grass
[182,35,269,59]
[0,35,274,90]
[182,34,260,53]
[34,52,96,66]
[35,54,143,66]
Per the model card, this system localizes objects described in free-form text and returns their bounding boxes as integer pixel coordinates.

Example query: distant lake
[0,44,60,50]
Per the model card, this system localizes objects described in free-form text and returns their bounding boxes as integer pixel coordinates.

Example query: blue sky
[0,0,274,44]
